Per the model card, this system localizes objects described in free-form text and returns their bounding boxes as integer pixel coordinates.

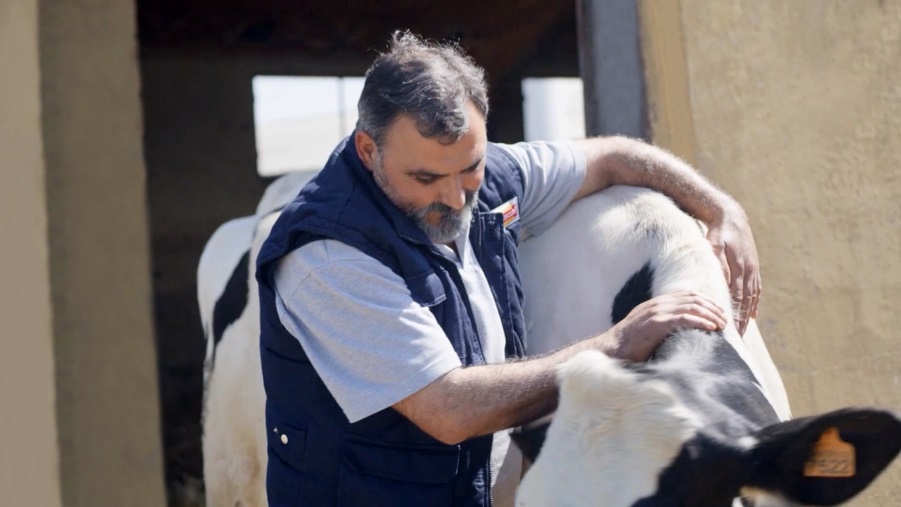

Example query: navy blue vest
[256,135,528,506]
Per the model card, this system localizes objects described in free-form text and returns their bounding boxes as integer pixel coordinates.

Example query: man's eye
[414,175,438,185]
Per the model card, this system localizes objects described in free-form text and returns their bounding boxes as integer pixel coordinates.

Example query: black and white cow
[198,172,313,507]
[198,177,900,507]
[514,186,901,506]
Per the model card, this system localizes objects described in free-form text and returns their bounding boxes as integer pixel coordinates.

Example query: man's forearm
[574,136,741,225]
[393,331,620,445]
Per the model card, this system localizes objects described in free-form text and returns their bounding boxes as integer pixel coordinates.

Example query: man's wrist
[701,192,745,228]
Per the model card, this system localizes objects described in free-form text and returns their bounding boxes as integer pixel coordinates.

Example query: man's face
[358,101,487,245]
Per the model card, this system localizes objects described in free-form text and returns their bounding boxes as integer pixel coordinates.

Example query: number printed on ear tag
[803,427,856,478]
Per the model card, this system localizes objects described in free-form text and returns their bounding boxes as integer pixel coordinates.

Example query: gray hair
[356,31,489,147]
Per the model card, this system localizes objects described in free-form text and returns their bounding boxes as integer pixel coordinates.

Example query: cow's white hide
[518,186,791,421]
[514,187,901,507]
[515,186,793,506]
[516,350,703,506]
[199,172,310,507]
[198,215,256,395]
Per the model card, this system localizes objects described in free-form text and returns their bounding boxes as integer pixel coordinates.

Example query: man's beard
[373,161,478,244]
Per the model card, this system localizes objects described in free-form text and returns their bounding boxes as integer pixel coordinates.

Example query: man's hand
[572,136,763,337]
[705,206,761,337]
[609,291,728,362]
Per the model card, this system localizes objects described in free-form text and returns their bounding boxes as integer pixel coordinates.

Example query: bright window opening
[522,78,585,142]
[252,76,365,177]
[252,76,585,177]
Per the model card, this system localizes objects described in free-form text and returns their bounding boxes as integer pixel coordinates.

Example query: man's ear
[355,130,378,172]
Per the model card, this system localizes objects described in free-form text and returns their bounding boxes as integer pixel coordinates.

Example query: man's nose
[442,178,467,210]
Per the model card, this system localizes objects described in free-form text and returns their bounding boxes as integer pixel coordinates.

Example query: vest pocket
[405,270,447,307]
[337,435,459,506]
[267,424,308,505]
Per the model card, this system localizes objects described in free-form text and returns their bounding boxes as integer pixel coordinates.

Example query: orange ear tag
[803,427,856,478]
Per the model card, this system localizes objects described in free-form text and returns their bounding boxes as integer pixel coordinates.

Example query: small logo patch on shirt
[492,197,520,229]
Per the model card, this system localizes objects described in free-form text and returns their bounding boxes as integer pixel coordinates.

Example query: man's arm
[572,136,761,335]
[394,290,727,445]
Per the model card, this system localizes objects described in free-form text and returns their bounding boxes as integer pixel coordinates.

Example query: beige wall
[641,0,901,504]
[0,0,166,504]
[0,0,62,504]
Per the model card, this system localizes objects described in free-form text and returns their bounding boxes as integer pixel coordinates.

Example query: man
[255,31,760,506]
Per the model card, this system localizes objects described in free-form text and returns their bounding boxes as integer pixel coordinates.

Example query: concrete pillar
[0,0,62,504]
[577,0,648,139]
[1,0,166,504]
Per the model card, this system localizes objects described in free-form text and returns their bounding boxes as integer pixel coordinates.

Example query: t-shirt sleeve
[494,140,587,238]
[272,239,463,423]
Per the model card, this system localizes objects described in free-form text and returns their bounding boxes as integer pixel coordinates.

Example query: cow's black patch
[632,329,779,445]
[612,262,654,325]
[747,408,901,506]
[512,422,550,463]
[212,250,250,349]
[632,408,901,507]
[631,432,744,507]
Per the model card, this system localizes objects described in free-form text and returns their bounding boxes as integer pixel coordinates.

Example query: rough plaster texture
[38,0,166,504]
[0,0,62,504]
[643,1,901,503]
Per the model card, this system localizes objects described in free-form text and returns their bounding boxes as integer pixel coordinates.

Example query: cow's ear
[746,408,901,506]
[511,421,550,464]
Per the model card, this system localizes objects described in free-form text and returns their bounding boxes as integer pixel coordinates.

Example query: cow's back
[520,185,726,352]
[518,186,790,421]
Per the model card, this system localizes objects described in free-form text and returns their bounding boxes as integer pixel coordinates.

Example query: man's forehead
[383,114,477,143]
[381,123,485,159]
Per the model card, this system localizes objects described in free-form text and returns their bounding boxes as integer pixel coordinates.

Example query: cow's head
[516,351,901,507]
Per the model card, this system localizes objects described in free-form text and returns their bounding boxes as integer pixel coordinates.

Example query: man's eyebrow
[461,158,483,173]
[405,158,484,178]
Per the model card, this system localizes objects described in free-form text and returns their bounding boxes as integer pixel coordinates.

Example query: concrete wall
[0,0,62,504]
[0,0,166,504]
[640,1,901,504]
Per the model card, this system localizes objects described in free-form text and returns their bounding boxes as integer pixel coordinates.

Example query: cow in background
[514,186,901,506]
[198,172,313,507]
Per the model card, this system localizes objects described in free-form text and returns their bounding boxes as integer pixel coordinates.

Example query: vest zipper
[473,214,494,507]
[444,261,488,365]
[447,263,493,507]
[470,216,495,507]
[402,224,494,506]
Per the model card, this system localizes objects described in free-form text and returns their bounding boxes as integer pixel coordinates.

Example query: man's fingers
[751,278,763,319]
[747,273,760,322]
[737,308,749,336]
[664,294,728,330]
[676,314,722,332]
[714,246,731,287]
[744,270,759,335]
[730,264,748,336]
[664,291,728,322]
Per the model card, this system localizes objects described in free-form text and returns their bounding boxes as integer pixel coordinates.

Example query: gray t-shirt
[272,140,586,500]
